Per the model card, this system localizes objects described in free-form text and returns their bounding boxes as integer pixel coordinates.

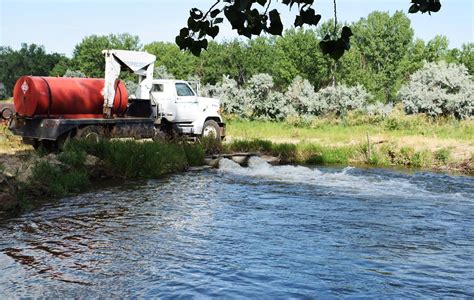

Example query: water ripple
[0,161,473,298]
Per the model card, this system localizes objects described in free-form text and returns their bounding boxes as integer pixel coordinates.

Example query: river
[1,157,473,298]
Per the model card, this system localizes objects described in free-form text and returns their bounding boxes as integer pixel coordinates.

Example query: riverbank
[225,115,474,175]
[1,138,206,212]
[1,114,473,212]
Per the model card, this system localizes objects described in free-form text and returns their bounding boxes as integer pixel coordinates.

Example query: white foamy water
[218,157,465,200]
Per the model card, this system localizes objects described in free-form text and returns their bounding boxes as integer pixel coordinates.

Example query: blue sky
[0,0,472,57]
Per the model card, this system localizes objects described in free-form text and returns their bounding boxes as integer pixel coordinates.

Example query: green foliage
[315,84,371,116]
[58,144,86,168]
[434,148,451,163]
[225,139,273,153]
[183,143,206,165]
[0,43,66,96]
[350,11,414,102]
[198,135,222,155]
[63,69,86,78]
[31,161,89,197]
[399,61,474,119]
[154,65,175,79]
[71,33,141,78]
[143,42,198,80]
[66,139,205,178]
[176,1,438,59]
[445,43,474,75]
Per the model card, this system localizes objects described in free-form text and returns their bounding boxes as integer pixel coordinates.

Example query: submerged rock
[231,155,248,165]
[204,157,221,168]
[260,155,280,166]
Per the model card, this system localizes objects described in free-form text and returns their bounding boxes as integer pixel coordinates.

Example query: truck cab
[147,79,224,139]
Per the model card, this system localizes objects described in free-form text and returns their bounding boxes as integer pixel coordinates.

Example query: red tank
[13,76,128,119]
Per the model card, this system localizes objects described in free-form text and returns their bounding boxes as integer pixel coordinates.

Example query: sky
[0,0,473,57]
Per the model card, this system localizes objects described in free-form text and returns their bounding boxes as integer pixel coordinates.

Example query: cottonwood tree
[177,0,442,59]
[0,44,65,96]
[71,33,141,78]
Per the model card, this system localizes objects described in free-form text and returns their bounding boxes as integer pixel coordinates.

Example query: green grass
[17,139,207,202]
[224,139,355,165]
[226,113,474,143]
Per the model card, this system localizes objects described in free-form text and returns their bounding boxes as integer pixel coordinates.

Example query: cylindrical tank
[13,76,128,119]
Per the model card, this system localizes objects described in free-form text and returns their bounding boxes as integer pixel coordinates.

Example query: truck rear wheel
[202,120,221,140]
[75,125,106,143]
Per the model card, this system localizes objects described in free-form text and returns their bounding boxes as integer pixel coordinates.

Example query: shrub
[31,161,89,197]
[365,102,393,117]
[225,139,274,153]
[183,142,206,165]
[285,76,319,116]
[247,74,294,120]
[124,80,138,96]
[398,61,474,119]
[63,69,86,78]
[434,148,451,163]
[314,84,371,116]
[203,76,248,116]
[154,65,174,79]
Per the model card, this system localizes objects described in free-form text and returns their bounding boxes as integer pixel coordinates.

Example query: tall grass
[224,138,473,174]
[21,139,206,199]
[226,113,474,142]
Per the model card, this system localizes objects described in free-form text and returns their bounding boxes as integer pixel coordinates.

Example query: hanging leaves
[176,0,442,59]
[408,0,442,15]
[319,26,353,60]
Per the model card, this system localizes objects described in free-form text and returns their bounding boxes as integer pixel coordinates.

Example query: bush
[314,84,371,116]
[203,76,248,116]
[31,161,89,197]
[245,74,294,120]
[365,102,393,117]
[154,65,174,79]
[285,76,319,116]
[434,148,451,163]
[63,69,86,78]
[398,61,474,119]
[124,80,138,96]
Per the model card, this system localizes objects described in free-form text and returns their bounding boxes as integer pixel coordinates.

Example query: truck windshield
[175,83,195,97]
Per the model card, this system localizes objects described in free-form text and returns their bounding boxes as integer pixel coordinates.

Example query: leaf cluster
[408,0,441,15]
[177,0,443,59]
[176,0,323,56]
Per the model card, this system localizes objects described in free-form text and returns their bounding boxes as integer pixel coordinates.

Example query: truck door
[174,82,198,122]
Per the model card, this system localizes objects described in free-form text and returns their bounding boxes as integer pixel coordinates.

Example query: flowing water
[1,158,473,298]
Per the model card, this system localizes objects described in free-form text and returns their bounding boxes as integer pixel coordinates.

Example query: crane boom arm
[102,50,156,118]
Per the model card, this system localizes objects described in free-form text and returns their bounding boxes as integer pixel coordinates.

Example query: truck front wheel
[202,120,221,140]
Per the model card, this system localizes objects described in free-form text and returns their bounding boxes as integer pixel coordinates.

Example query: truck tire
[75,125,105,143]
[202,120,221,140]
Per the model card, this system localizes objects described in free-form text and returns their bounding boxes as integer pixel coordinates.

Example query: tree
[71,33,141,78]
[273,28,328,89]
[177,0,442,58]
[143,42,198,79]
[424,35,449,62]
[445,43,474,75]
[198,40,249,86]
[0,43,65,96]
[348,11,414,102]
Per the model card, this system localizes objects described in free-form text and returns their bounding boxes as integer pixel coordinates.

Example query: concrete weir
[204,153,280,168]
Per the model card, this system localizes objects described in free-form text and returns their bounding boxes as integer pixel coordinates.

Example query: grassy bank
[224,113,474,174]
[3,139,206,211]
